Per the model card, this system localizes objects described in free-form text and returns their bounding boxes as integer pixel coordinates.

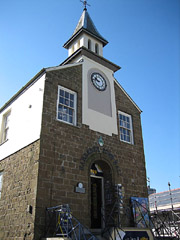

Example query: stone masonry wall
[114,82,148,200]
[34,64,148,239]
[0,140,40,240]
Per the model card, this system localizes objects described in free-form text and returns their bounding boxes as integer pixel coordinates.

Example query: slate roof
[64,9,108,48]
[74,9,108,43]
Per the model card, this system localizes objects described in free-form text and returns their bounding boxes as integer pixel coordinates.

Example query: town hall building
[0,3,148,240]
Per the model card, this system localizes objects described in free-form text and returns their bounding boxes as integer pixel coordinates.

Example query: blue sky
[0,0,179,193]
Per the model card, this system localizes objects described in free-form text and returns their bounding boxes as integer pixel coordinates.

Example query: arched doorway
[90,160,113,229]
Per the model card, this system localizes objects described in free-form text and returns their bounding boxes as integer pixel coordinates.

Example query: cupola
[63,8,108,57]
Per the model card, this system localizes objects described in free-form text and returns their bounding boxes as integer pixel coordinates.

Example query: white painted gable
[0,73,46,160]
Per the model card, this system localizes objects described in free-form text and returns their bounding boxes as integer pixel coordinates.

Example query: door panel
[91,177,102,228]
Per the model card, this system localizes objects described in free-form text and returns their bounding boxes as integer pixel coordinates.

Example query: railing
[129,198,180,239]
[150,209,180,239]
[101,194,180,240]
[44,200,180,240]
[45,204,98,240]
[101,188,131,240]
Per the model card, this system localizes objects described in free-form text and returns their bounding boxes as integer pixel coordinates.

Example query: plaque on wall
[75,183,85,194]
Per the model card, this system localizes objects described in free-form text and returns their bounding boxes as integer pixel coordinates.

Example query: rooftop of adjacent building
[149,188,180,211]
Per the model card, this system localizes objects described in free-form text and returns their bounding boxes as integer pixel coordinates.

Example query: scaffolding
[150,209,180,238]
[45,204,98,240]
[149,187,180,239]
[44,187,180,240]
[101,185,180,240]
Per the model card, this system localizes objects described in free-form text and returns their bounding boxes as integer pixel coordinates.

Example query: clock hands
[94,76,100,82]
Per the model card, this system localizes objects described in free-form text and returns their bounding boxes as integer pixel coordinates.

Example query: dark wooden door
[91,177,102,228]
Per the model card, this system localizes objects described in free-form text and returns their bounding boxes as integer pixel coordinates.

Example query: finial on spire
[80,0,90,11]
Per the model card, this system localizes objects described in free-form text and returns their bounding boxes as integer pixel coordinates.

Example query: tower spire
[80,0,90,11]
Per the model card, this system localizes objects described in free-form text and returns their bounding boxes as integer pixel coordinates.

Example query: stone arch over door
[88,156,115,229]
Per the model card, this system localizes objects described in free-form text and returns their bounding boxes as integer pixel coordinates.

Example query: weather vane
[80,0,90,10]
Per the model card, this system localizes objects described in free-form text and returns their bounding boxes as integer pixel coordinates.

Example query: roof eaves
[83,28,108,45]
[63,28,108,49]
[60,47,83,66]
[46,61,83,72]
[60,47,120,73]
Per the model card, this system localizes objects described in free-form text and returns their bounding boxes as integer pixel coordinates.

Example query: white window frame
[0,110,11,144]
[0,171,3,199]
[57,86,77,126]
[118,111,134,144]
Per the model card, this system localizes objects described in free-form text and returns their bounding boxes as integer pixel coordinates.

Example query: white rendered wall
[82,56,118,136]
[83,33,103,56]
[68,33,103,57]
[0,73,46,160]
[68,36,84,56]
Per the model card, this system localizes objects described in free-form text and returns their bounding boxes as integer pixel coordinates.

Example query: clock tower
[62,6,121,136]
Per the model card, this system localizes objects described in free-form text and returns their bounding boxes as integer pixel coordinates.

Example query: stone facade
[0,140,40,240]
[0,64,147,240]
[34,64,147,239]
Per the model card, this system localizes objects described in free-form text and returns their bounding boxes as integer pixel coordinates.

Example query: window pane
[64,106,68,113]
[5,117,9,128]
[70,101,74,108]
[65,91,69,98]
[69,116,73,124]
[4,129,8,141]
[60,97,64,104]
[63,114,67,121]
[58,112,63,120]
[65,99,69,106]
[60,89,64,96]
[58,105,63,111]
[70,94,74,101]
[69,109,73,116]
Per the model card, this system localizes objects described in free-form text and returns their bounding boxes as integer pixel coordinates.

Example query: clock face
[91,72,107,91]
